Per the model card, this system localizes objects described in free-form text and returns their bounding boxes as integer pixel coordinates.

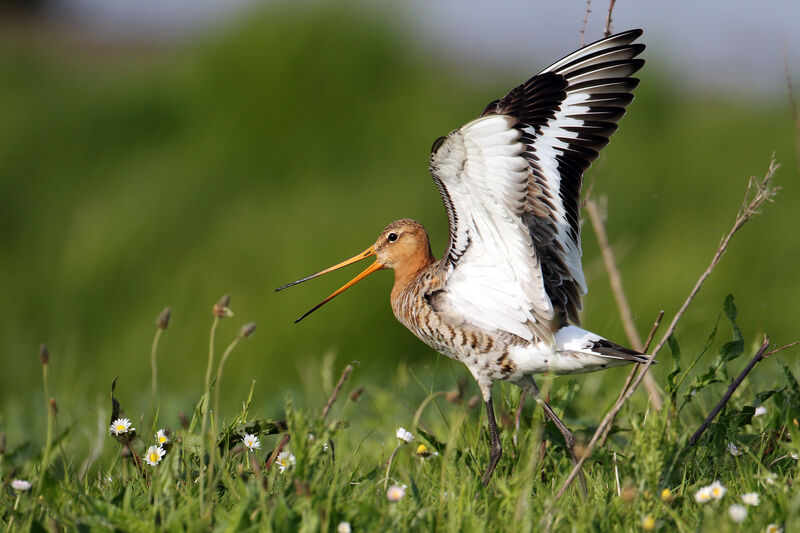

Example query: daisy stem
[150,327,163,409]
[383,443,405,491]
[199,315,220,511]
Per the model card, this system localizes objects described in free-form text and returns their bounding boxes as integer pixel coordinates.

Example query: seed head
[49,398,58,416]
[446,379,465,403]
[213,294,233,318]
[445,390,462,404]
[467,395,481,410]
[156,307,172,329]
[349,386,365,402]
[178,411,189,430]
[40,343,49,366]
[239,322,257,339]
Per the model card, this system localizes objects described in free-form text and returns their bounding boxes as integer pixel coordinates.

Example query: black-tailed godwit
[278,29,649,486]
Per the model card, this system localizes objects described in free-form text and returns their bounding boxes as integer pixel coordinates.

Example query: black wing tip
[430,135,446,155]
[618,28,644,38]
[604,28,644,43]
[591,339,655,365]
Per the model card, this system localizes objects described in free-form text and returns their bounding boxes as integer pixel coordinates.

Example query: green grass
[1,295,798,531]
[1,4,800,530]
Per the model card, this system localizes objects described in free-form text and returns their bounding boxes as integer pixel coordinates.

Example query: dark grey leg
[527,377,588,497]
[482,395,502,487]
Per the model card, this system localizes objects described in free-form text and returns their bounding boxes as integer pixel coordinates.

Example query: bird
[277,29,649,486]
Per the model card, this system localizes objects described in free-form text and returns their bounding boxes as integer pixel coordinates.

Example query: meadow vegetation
[1,5,799,531]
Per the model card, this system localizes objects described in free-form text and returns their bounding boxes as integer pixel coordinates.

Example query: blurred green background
[1,4,798,439]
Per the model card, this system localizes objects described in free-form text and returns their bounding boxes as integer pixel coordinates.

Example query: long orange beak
[275,247,384,323]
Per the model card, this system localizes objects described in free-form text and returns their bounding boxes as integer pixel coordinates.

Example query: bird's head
[372,219,432,270]
[276,219,433,322]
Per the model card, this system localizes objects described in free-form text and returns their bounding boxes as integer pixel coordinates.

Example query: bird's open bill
[275,247,384,323]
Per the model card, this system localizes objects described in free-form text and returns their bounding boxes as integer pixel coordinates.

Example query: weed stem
[199,315,220,511]
[150,328,163,407]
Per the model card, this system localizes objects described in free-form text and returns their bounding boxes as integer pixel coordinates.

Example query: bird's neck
[390,249,437,302]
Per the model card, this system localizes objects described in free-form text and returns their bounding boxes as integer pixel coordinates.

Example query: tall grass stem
[150,328,163,408]
[199,315,220,511]
[212,336,242,442]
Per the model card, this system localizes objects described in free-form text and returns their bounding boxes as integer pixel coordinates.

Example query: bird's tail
[554,325,653,365]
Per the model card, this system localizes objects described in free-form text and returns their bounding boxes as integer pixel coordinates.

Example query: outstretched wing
[429,30,644,342]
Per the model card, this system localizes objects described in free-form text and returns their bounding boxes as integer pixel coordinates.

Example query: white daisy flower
[790,452,799,460]
[754,406,767,417]
[386,484,406,502]
[336,522,352,533]
[709,480,727,500]
[155,429,169,445]
[395,427,414,443]
[765,524,783,533]
[727,442,743,456]
[143,445,165,466]
[694,486,712,503]
[242,433,260,451]
[11,479,32,491]
[108,418,134,435]
[741,492,760,506]
[728,504,747,523]
[276,451,296,473]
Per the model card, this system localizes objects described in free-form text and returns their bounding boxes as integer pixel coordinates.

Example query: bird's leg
[481,384,502,487]
[527,376,588,497]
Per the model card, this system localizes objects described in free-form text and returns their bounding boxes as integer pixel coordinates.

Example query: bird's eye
[387,232,398,243]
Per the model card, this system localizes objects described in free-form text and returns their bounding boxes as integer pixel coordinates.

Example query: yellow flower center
[149,452,159,463]
[159,436,166,444]
[116,425,125,431]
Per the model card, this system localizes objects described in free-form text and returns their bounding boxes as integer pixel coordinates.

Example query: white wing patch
[523,90,594,295]
[431,115,555,342]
